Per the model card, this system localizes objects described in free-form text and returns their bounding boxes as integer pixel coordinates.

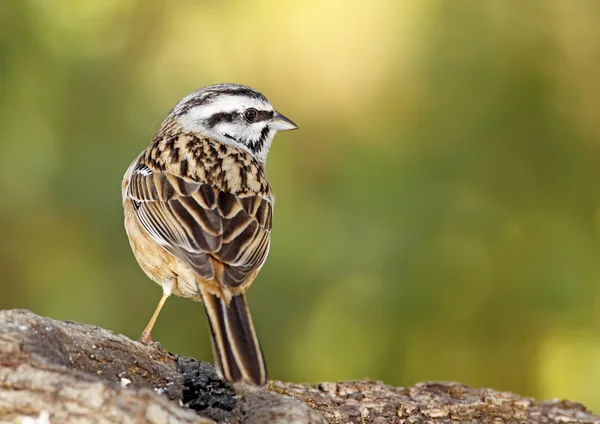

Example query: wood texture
[0,310,597,424]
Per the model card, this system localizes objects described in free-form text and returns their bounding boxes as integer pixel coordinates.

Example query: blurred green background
[2,0,600,411]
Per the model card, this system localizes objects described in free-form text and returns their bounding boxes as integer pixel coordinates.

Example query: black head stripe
[172,84,270,117]
[247,126,271,154]
[255,110,274,123]
[210,86,269,103]
[206,110,272,128]
[206,112,234,128]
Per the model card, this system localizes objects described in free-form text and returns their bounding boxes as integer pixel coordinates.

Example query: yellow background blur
[2,0,600,411]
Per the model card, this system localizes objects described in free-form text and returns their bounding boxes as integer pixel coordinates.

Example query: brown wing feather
[127,161,272,288]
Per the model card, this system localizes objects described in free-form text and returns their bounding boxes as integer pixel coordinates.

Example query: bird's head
[169,83,297,163]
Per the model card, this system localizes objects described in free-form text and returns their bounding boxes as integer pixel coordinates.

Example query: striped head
[168,84,297,163]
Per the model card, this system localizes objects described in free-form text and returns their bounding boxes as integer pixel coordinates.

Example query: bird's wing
[126,162,272,288]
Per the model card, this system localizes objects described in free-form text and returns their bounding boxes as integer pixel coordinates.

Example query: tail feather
[201,290,267,385]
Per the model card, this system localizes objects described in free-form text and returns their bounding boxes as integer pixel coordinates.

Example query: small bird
[122,84,297,385]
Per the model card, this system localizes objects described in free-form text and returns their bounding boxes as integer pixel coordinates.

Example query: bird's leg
[139,291,170,345]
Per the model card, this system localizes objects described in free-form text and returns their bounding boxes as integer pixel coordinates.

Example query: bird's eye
[244,108,258,122]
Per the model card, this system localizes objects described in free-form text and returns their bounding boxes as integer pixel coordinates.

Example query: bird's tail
[200,290,267,385]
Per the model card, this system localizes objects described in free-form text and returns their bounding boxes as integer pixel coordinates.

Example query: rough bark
[0,310,597,424]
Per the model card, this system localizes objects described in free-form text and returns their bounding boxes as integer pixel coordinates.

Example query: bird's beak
[270,112,298,131]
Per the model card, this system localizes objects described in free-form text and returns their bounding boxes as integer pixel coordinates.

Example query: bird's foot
[139,332,163,350]
[139,330,153,345]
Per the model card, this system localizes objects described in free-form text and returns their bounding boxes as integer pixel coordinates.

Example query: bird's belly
[173,261,203,299]
[123,201,201,300]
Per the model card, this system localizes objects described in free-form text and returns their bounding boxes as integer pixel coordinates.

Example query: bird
[121,83,297,385]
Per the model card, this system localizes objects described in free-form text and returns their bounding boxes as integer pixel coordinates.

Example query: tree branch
[0,310,597,423]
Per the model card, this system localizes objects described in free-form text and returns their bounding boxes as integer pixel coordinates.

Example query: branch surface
[0,310,597,424]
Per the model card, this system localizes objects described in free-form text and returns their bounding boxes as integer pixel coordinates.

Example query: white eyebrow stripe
[196,95,273,118]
